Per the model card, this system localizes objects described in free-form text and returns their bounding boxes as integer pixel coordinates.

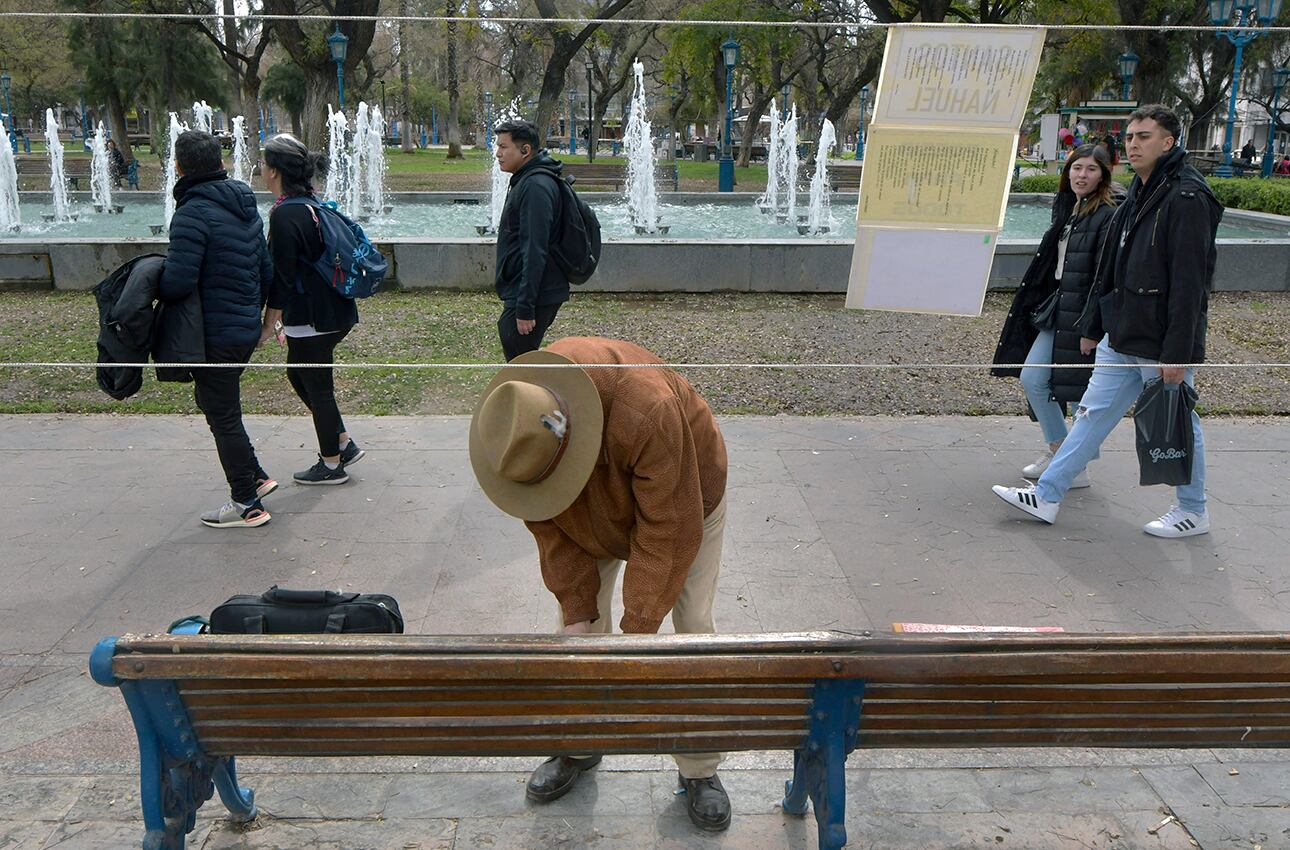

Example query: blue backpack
[279,196,387,299]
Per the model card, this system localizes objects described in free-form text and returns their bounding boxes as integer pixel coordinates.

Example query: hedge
[1013,173,1290,216]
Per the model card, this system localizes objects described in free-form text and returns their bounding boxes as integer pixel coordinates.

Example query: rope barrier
[0,11,1288,33]
[2,361,1288,371]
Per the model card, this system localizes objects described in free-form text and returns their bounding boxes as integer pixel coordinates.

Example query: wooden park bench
[90,630,1290,850]
[14,155,93,190]
[829,165,862,192]
[562,161,681,191]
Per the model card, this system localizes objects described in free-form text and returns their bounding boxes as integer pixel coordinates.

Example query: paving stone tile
[976,767,1167,814]
[0,777,89,821]
[249,775,396,820]
[62,775,140,822]
[382,769,653,819]
[0,821,56,849]
[1168,803,1290,850]
[453,814,654,849]
[38,819,212,849]
[1193,762,1290,807]
[1139,766,1228,811]
[200,815,454,850]
[654,811,815,849]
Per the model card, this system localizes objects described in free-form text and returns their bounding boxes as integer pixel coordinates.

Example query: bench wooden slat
[865,683,1290,702]
[199,731,803,758]
[116,649,1290,683]
[188,699,811,720]
[865,712,1290,731]
[866,699,1290,717]
[859,728,1290,747]
[178,681,812,703]
[193,715,806,739]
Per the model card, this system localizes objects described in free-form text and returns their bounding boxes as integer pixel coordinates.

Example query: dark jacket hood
[176,171,261,223]
[509,152,564,187]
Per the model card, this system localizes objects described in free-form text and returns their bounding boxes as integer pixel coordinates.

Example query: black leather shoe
[524,755,603,802]
[680,772,732,831]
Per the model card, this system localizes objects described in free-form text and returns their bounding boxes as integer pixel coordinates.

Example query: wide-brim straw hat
[469,350,603,521]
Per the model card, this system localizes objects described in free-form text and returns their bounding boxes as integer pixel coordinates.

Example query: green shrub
[1015,173,1290,215]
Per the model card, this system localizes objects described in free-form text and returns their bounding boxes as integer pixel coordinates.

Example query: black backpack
[209,586,404,634]
[549,175,602,285]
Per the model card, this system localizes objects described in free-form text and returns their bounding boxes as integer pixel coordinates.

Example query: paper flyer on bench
[846,25,1046,317]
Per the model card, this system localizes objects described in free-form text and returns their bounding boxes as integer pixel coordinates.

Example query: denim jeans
[1036,336,1207,514]
[1020,330,1070,444]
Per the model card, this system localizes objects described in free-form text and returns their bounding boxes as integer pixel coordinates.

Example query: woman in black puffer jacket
[992,144,1118,486]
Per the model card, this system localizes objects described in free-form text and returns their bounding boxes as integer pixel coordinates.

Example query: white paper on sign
[847,227,996,317]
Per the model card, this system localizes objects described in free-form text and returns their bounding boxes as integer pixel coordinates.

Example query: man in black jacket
[160,130,277,529]
[994,105,1222,539]
[493,120,571,361]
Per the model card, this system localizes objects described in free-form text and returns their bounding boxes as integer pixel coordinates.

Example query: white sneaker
[1022,453,1052,479]
[1144,506,1210,538]
[1069,469,1091,489]
[992,485,1059,524]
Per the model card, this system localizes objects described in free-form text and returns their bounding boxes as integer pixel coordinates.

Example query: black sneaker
[293,456,349,486]
[339,439,365,468]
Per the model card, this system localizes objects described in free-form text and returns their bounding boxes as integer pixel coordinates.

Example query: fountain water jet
[161,112,189,232]
[345,103,370,216]
[480,98,522,236]
[324,106,350,206]
[89,122,119,213]
[623,60,666,235]
[775,105,799,225]
[43,110,75,223]
[0,114,19,232]
[354,104,389,218]
[757,100,781,215]
[191,101,213,134]
[801,119,837,236]
[231,116,252,184]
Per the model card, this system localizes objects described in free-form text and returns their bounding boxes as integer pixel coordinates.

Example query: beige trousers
[554,496,727,779]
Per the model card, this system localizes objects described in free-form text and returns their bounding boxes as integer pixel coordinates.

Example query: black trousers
[498,303,562,362]
[286,330,350,457]
[193,343,264,505]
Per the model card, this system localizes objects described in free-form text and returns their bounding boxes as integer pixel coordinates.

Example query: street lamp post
[380,80,387,121]
[328,25,350,110]
[856,84,870,161]
[585,59,595,162]
[669,85,678,161]
[1119,53,1139,101]
[568,87,577,155]
[719,37,740,193]
[781,82,790,121]
[1210,0,1284,177]
[1262,65,1290,176]
[0,72,14,154]
[484,91,494,150]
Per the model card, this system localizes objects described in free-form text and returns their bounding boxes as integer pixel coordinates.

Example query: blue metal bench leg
[781,679,864,850]
[212,756,257,822]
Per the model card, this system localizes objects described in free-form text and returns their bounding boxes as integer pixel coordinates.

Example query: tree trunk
[445,0,463,159]
[399,0,414,153]
[710,51,726,148]
[737,94,771,168]
[105,87,134,166]
[221,0,244,118]
[302,67,333,149]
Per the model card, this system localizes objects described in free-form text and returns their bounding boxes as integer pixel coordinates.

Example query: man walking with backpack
[492,120,572,361]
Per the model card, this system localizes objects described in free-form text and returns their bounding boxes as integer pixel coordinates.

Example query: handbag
[1029,290,1060,331]
[1133,379,1199,486]
[210,585,404,634]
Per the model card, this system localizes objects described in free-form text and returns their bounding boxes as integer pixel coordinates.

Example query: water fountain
[349,103,389,219]
[775,105,799,225]
[623,60,667,235]
[800,119,837,236]
[479,99,522,236]
[324,105,350,208]
[89,122,121,214]
[159,112,188,233]
[42,110,75,223]
[231,116,252,184]
[757,100,781,216]
[191,101,213,134]
[0,118,19,232]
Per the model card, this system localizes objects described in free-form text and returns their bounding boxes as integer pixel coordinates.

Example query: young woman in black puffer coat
[992,144,1119,488]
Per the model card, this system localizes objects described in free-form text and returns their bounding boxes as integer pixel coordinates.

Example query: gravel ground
[1,290,1287,416]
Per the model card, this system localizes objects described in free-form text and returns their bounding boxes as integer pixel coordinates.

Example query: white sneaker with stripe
[1143,506,1210,538]
[992,485,1059,524]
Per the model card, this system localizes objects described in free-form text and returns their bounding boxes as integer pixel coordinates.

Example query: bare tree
[531,0,639,138]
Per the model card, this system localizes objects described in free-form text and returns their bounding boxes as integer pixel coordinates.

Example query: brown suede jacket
[524,337,728,633]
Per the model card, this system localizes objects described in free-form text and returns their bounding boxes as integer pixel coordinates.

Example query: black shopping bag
[1134,378,1198,486]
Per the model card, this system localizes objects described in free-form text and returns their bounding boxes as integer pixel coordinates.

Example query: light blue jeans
[1036,336,1207,515]
[1020,330,1071,444]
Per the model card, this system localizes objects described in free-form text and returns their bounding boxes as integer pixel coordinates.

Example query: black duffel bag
[210,586,404,634]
